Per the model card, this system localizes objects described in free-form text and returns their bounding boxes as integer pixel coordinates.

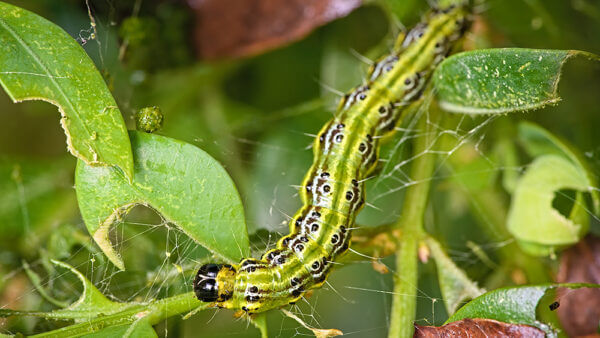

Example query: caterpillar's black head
[194,264,220,302]
[194,263,236,303]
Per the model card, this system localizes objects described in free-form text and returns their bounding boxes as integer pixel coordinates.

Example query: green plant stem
[29,292,206,337]
[25,292,270,338]
[251,314,269,338]
[388,108,440,338]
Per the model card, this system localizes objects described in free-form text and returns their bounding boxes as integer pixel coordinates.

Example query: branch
[388,107,441,338]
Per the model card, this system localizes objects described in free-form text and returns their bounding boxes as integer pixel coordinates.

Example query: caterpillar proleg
[194,1,471,314]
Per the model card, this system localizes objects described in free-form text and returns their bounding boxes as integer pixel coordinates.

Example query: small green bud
[135,106,164,133]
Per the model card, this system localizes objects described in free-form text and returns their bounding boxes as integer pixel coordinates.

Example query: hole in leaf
[551,189,577,218]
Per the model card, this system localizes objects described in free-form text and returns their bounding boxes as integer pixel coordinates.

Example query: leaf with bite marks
[0,2,133,179]
[75,131,249,270]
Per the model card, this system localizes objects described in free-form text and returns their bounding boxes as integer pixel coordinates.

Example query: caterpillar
[194,1,470,314]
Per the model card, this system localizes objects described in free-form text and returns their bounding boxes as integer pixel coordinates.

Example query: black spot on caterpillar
[194,1,471,314]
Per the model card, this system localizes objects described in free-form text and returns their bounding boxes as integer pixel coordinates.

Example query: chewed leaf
[415,318,545,337]
[518,121,600,214]
[427,237,484,315]
[507,155,591,256]
[0,2,133,179]
[433,48,599,114]
[75,131,249,270]
[446,283,600,333]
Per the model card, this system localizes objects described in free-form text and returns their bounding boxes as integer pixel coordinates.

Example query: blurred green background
[1,0,599,337]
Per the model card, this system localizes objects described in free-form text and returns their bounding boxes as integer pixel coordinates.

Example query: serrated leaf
[446,283,600,333]
[507,155,591,256]
[427,237,484,315]
[433,48,599,114]
[75,131,249,270]
[0,2,133,179]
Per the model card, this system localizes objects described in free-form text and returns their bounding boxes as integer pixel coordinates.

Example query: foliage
[446,283,600,335]
[75,131,249,270]
[0,2,133,179]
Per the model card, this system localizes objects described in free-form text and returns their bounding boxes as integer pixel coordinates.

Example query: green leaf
[518,121,600,214]
[0,260,131,321]
[75,131,249,270]
[2,290,209,337]
[82,319,157,338]
[446,283,600,332]
[22,260,69,308]
[49,260,132,321]
[47,223,103,261]
[0,2,133,179]
[426,237,484,315]
[433,48,599,114]
[2,261,211,337]
[507,155,591,256]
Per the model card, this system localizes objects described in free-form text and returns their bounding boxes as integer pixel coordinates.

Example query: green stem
[23,292,270,338]
[388,108,441,338]
[29,293,207,338]
[251,313,269,338]
[8,222,407,338]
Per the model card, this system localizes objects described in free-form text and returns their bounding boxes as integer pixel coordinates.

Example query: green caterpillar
[194,1,470,314]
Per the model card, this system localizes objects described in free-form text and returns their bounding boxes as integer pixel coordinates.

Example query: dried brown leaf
[371,260,390,274]
[414,318,545,337]
[282,309,342,338]
[188,0,362,59]
[556,235,600,337]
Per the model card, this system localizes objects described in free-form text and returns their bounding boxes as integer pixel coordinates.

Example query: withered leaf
[188,0,362,59]
[414,318,545,337]
[556,235,600,337]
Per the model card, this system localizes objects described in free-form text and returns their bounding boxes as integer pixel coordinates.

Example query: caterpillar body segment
[194,1,471,314]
